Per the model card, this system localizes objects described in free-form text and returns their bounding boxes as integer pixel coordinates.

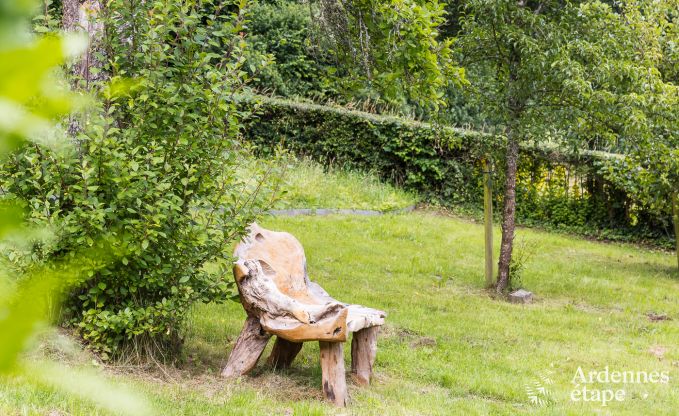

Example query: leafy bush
[239,95,675,246]
[245,0,336,99]
[1,0,281,360]
[239,95,490,202]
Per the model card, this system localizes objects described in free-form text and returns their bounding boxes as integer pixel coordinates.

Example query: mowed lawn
[3,211,677,415]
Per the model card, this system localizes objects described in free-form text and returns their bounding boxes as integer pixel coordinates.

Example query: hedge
[238,95,674,247]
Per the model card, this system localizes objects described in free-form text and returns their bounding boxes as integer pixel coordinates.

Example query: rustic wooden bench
[221,223,386,406]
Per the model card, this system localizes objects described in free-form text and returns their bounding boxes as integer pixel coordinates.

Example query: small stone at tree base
[509,289,533,304]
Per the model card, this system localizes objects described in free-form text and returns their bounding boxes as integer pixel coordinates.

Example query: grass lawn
[2,167,678,415]
[270,158,418,211]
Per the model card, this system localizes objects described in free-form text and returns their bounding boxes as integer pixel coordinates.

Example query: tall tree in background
[455,0,676,292]
[315,0,466,110]
[316,0,676,286]
[602,1,679,269]
[62,0,104,86]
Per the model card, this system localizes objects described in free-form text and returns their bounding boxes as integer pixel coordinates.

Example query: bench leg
[221,316,271,378]
[351,326,379,385]
[319,341,347,407]
[268,337,303,369]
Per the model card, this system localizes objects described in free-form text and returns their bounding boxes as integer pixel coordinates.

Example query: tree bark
[673,191,679,272]
[62,0,81,31]
[62,0,105,136]
[62,0,105,86]
[496,27,523,294]
[496,136,519,293]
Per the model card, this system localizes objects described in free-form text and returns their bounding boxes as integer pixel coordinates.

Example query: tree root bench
[221,224,386,407]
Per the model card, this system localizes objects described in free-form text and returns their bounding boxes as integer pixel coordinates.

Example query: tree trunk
[62,0,81,31]
[496,137,519,293]
[673,192,679,272]
[62,0,105,86]
[62,0,105,136]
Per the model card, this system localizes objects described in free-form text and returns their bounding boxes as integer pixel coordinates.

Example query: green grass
[2,167,678,415]
[272,158,418,211]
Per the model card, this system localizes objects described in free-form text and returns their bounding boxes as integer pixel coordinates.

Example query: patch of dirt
[245,371,323,402]
[32,329,344,408]
[381,324,437,349]
[649,345,667,360]
[379,324,420,342]
[410,337,436,349]
[647,312,672,322]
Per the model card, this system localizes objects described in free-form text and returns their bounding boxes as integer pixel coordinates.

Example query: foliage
[245,0,337,99]
[452,0,679,289]
[241,0,474,120]
[313,0,465,111]
[0,0,153,414]
[241,95,489,199]
[598,1,678,265]
[0,0,88,374]
[1,0,282,359]
[240,95,675,246]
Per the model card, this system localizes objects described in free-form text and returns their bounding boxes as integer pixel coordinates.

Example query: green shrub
[245,0,336,99]
[238,95,674,246]
[0,0,281,360]
[239,95,491,202]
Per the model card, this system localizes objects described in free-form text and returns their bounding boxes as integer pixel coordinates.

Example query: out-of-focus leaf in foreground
[27,360,153,416]
[0,246,112,373]
[0,0,154,414]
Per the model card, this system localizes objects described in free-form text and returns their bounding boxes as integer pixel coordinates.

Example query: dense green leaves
[0,0,87,373]
[314,0,465,110]
[245,1,334,98]
[242,96,675,245]
[1,0,281,358]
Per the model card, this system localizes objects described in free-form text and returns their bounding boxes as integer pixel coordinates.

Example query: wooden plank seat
[221,223,386,406]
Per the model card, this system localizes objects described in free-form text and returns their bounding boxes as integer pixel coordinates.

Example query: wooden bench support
[351,326,379,385]
[268,337,303,369]
[221,316,271,378]
[225,225,386,406]
[319,341,347,407]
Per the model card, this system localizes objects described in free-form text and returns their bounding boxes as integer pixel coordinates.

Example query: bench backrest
[234,223,317,303]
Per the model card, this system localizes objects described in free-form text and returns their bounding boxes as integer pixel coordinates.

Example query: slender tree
[314,0,466,110]
[455,0,676,292]
[62,0,104,85]
[316,0,676,283]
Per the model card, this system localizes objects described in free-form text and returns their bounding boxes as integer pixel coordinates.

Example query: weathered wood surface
[225,223,386,406]
[232,223,384,343]
[221,316,271,378]
[268,337,303,369]
[346,305,385,333]
[351,326,379,385]
[320,341,347,407]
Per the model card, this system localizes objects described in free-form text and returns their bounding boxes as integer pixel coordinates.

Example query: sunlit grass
[272,158,418,211]
[2,169,677,415]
